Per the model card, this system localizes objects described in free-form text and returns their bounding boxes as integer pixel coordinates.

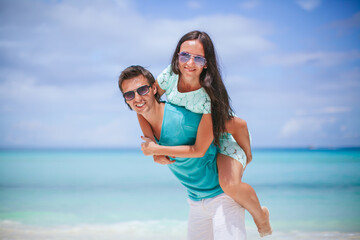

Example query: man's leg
[207,193,247,240]
[187,199,213,240]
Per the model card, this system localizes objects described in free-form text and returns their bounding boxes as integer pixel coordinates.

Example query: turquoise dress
[159,103,223,201]
[157,65,247,168]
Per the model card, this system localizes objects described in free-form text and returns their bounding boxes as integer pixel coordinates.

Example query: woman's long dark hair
[171,30,234,146]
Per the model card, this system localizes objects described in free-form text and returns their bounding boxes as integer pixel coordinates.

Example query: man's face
[121,75,157,115]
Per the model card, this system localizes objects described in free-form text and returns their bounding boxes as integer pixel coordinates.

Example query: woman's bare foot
[257,206,272,237]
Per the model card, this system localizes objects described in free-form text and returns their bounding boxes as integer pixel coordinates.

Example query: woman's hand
[141,136,159,156]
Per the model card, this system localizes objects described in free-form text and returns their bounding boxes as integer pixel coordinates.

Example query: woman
[139,30,272,237]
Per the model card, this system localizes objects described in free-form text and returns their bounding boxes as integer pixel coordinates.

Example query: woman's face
[178,39,206,81]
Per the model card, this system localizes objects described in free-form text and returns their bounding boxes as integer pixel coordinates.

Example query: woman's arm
[154,80,166,97]
[141,114,214,158]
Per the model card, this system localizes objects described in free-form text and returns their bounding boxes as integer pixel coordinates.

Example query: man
[118,65,246,240]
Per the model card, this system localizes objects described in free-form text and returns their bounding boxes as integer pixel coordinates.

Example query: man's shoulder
[165,102,201,116]
[163,102,202,130]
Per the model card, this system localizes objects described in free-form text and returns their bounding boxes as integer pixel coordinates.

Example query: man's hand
[141,136,175,164]
[153,155,175,165]
[141,136,158,156]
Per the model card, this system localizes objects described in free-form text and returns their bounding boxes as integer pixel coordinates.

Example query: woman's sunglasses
[123,84,152,101]
[178,51,207,67]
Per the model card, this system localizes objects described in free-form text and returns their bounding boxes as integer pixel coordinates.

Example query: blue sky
[0,0,359,148]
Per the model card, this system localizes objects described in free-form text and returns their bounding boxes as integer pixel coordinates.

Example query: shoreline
[1,220,359,240]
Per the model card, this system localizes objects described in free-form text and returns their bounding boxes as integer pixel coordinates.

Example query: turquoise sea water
[0,148,359,240]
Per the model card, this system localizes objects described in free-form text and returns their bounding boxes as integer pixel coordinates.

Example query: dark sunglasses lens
[179,52,190,63]
[124,91,135,100]
[194,56,206,66]
[137,85,150,95]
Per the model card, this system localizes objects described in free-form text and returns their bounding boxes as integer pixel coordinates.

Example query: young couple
[118,30,272,240]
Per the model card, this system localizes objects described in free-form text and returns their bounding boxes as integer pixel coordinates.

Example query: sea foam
[1,220,359,240]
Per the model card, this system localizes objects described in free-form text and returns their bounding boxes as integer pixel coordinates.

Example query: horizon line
[1,146,360,151]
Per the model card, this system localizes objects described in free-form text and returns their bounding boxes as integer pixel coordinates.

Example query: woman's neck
[178,75,201,92]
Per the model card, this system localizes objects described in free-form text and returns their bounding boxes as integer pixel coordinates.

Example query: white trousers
[187,193,246,240]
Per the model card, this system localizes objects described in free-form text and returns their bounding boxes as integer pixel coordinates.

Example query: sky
[0,0,359,149]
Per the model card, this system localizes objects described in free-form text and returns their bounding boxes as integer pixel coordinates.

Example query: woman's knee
[226,117,248,135]
[218,171,243,195]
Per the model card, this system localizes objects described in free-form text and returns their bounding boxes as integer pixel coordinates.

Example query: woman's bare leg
[225,117,252,165]
[217,153,272,237]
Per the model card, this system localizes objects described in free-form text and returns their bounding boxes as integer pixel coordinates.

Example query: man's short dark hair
[118,65,161,109]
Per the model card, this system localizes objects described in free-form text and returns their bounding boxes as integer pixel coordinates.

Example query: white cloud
[1,0,275,88]
[191,15,273,57]
[1,0,359,148]
[1,1,273,85]
[331,11,360,30]
[294,107,352,116]
[315,67,360,91]
[261,50,360,67]
[340,125,347,132]
[239,0,261,10]
[296,0,321,11]
[187,1,201,9]
[0,74,119,112]
[280,116,336,138]
[280,105,355,142]
[295,109,307,116]
[319,107,351,114]
[0,0,276,148]
[3,116,141,148]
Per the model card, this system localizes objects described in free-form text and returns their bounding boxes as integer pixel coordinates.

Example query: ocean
[0,148,359,240]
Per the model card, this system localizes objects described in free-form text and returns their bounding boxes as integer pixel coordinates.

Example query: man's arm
[137,114,175,165]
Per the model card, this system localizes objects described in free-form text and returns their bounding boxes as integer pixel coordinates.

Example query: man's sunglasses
[178,51,207,67]
[123,84,152,101]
